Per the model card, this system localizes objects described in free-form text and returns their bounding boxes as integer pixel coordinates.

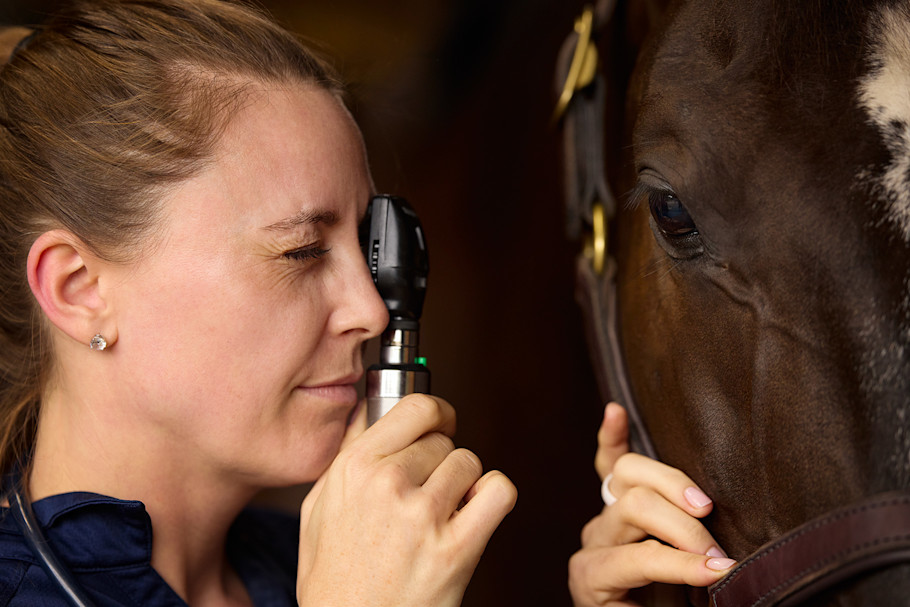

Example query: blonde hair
[0,0,343,475]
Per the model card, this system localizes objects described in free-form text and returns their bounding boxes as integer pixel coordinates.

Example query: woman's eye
[284,245,331,262]
[647,190,698,237]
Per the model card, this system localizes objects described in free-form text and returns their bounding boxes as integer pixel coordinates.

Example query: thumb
[595,402,630,481]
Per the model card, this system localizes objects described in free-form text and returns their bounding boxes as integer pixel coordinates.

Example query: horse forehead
[859,3,910,245]
[639,2,906,222]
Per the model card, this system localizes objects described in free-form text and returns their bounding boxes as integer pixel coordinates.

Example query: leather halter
[553,2,910,604]
[710,491,910,606]
[553,0,658,460]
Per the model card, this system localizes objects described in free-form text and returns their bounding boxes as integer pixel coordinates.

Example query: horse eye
[648,191,698,237]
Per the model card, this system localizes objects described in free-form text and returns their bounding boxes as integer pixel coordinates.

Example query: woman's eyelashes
[283,244,331,262]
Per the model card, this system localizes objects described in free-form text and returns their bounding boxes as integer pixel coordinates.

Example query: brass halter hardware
[554,0,658,460]
[552,5,599,123]
[583,202,607,275]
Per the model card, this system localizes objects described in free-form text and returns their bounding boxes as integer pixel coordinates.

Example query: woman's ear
[27,230,117,349]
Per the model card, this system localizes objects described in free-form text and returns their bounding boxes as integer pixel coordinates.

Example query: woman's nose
[330,246,389,340]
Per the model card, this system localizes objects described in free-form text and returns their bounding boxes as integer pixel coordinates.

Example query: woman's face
[107,85,388,487]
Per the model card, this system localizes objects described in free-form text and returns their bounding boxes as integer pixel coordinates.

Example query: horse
[559,0,910,604]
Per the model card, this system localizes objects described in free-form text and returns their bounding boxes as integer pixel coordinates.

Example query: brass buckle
[553,5,599,123]
[583,202,607,275]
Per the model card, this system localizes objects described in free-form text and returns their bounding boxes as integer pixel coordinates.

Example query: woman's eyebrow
[261,209,339,232]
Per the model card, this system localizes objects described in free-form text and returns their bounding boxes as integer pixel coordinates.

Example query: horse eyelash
[624,181,677,211]
[625,181,657,210]
[624,182,649,210]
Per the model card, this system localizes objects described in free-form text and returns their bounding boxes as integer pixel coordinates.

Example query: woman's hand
[569,403,735,607]
[297,394,517,607]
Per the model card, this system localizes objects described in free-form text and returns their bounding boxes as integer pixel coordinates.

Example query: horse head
[601,0,910,602]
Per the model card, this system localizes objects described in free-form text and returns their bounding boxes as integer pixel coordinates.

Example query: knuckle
[580,518,597,546]
[637,538,666,562]
[401,393,445,423]
[491,472,518,509]
[334,443,369,476]
[619,485,652,513]
[568,550,608,607]
[568,550,582,575]
[594,452,610,478]
[410,492,439,524]
[372,460,409,494]
[425,490,453,523]
[567,550,588,582]
[611,452,634,481]
[425,431,455,454]
[578,511,609,547]
[678,516,710,547]
[450,448,482,477]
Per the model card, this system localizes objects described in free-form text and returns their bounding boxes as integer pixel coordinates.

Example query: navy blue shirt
[0,492,299,606]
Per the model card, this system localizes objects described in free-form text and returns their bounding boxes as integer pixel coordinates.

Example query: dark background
[1,2,606,604]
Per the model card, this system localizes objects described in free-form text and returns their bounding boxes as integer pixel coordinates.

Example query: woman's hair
[0,0,343,476]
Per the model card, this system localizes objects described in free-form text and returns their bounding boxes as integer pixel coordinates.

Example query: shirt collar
[1,492,153,569]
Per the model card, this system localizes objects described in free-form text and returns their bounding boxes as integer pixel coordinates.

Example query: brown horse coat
[607,1,910,603]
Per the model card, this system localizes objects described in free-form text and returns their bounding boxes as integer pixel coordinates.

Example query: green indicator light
[415,356,427,366]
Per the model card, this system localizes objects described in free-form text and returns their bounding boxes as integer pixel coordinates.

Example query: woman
[568,403,737,606]
[0,1,516,605]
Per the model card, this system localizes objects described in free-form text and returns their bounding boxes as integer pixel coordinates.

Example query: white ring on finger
[601,473,618,506]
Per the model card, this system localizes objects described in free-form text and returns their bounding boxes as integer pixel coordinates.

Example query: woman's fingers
[582,489,725,557]
[302,396,452,517]
[420,447,483,514]
[595,403,630,481]
[574,406,734,607]
[451,470,518,548]
[298,393,516,607]
[569,539,736,606]
[356,393,456,457]
[609,453,714,518]
[385,431,457,486]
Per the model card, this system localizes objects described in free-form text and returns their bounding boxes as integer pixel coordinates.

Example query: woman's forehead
[151,85,370,240]
[222,84,364,172]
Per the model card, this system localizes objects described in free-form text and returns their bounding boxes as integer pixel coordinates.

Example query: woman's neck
[30,386,259,607]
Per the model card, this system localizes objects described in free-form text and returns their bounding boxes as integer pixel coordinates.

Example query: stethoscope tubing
[8,487,97,607]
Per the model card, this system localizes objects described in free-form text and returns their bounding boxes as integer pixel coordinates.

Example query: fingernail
[684,486,713,509]
[707,557,737,571]
[706,546,727,558]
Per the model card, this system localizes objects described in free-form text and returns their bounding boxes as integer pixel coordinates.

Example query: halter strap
[554,0,658,459]
[709,491,910,607]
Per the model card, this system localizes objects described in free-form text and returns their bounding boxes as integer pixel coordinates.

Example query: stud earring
[89,334,108,351]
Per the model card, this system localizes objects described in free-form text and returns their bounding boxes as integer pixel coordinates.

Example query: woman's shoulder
[0,508,58,605]
[0,554,32,607]
[0,531,70,607]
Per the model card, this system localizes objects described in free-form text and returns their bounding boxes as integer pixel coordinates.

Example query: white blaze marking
[859,4,910,243]
[858,6,910,480]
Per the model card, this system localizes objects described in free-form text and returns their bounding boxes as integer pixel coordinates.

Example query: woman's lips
[297,382,359,405]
